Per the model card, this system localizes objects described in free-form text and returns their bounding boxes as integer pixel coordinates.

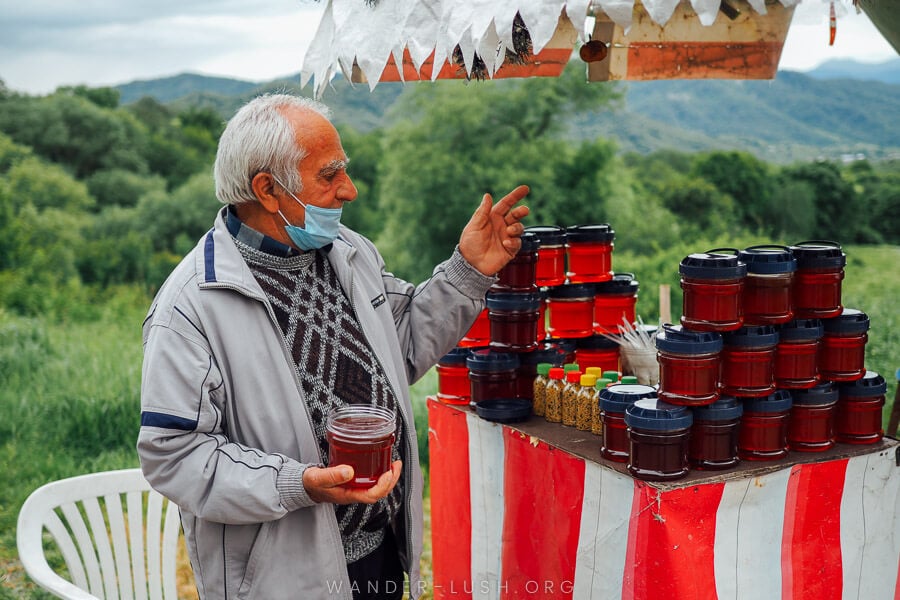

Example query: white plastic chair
[17,468,185,600]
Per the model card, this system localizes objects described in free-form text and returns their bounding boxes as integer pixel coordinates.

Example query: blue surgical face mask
[271,175,342,251]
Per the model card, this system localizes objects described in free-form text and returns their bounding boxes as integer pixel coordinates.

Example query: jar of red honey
[326,405,396,489]
[836,371,886,444]
[739,245,796,325]
[788,382,837,452]
[436,347,471,405]
[459,307,490,347]
[486,291,541,353]
[537,289,548,341]
[790,241,846,319]
[565,224,615,283]
[525,225,567,287]
[819,308,869,382]
[720,325,779,398]
[575,334,620,373]
[655,324,723,406]
[600,384,657,463]
[547,283,595,339]
[774,319,823,389]
[493,231,539,293]
[466,350,520,405]
[689,396,742,470]
[738,390,792,461]
[625,398,693,481]
[593,272,639,335]
[680,249,747,332]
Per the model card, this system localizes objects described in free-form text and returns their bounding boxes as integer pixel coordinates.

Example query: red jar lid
[839,371,887,397]
[565,224,615,243]
[823,308,869,335]
[790,240,846,269]
[566,370,583,383]
[680,248,747,279]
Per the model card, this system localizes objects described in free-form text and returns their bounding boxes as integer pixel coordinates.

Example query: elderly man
[137,93,529,600]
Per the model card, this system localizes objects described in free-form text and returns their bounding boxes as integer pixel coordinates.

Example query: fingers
[490,185,530,216]
[304,462,402,505]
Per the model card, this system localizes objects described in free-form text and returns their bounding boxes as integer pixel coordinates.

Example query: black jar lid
[547,283,595,299]
[655,324,723,354]
[789,240,847,269]
[466,349,520,372]
[524,225,567,246]
[475,398,532,423]
[594,272,639,294]
[515,231,540,254]
[778,319,824,342]
[723,325,780,348]
[743,389,793,413]
[518,343,568,367]
[679,248,748,279]
[823,308,870,335]
[692,396,743,422]
[625,398,693,431]
[739,245,797,274]
[839,371,887,397]
[599,383,657,413]
[438,347,470,366]
[791,381,838,406]
[576,334,621,350]
[565,223,615,244]
[485,291,542,311]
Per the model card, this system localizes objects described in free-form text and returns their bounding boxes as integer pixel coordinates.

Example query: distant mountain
[803,57,900,85]
[117,73,262,104]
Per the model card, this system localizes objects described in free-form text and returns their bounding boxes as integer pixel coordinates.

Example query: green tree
[659,176,737,234]
[85,168,167,209]
[338,126,384,240]
[57,85,121,109]
[692,151,772,231]
[779,161,858,241]
[6,156,95,213]
[135,172,221,255]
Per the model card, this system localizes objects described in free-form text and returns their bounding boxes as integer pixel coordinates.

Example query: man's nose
[339,174,358,202]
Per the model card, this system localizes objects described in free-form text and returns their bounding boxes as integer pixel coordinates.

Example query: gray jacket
[138,209,492,599]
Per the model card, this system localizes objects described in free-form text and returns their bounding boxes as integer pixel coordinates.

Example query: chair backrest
[17,468,183,600]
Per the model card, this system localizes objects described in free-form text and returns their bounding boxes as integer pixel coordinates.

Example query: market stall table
[427,398,900,599]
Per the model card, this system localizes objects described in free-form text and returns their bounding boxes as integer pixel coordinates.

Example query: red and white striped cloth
[427,399,900,599]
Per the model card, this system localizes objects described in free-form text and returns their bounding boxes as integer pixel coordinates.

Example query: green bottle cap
[602,370,620,382]
[621,375,639,384]
[536,363,552,376]
[564,363,581,373]
[595,378,613,390]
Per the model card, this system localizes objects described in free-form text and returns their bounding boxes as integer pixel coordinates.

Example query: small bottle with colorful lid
[565,224,615,283]
[679,249,747,332]
[544,367,566,423]
[625,398,693,481]
[739,245,796,325]
[547,283,595,339]
[790,241,846,320]
[518,344,567,402]
[738,390,793,461]
[655,324,723,406]
[575,334,620,373]
[486,291,541,353]
[819,308,869,382]
[775,319,823,389]
[591,378,614,435]
[436,347,471,405]
[788,382,838,452]
[836,371,887,444]
[593,273,639,334]
[576,373,598,431]
[525,225,567,287]
[493,231,539,292]
[531,363,552,417]
[562,369,584,426]
[689,396,742,470]
[720,325,779,398]
[600,384,657,462]
[466,350,519,405]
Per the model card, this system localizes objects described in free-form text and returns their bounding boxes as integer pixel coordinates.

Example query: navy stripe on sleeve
[204,230,216,282]
[141,411,198,431]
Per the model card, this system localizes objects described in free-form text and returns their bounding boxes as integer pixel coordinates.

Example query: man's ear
[251,172,281,214]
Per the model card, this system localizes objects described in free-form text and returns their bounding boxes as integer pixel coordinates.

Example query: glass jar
[625,398,693,481]
[459,307,490,347]
[576,374,599,431]
[537,289,548,341]
[565,224,615,283]
[547,283,595,338]
[436,347,471,405]
[525,225,567,287]
[655,324,723,406]
[720,325,779,398]
[689,396,742,470]
[739,245,796,325]
[837,371,886,444]
[466,350,519,405]
[788,382,838,452]
[593,273,639,334]
[575,334,621,373]
[562,370,583,426]
[600,384,657,462]
[544,367,566,423]
[790,241,846,320]
[486,291,541,353]
[532,363,552,417]
[493,231,539,293]
[775,319,823,389]
[591,378,614,435]
[680,249,747,332]
[819,308,869,382]
[326,405,396,489]
[738,390,793,461]
[517,344,567,402]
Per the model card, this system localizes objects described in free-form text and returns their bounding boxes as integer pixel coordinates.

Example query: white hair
[213,93,332,205]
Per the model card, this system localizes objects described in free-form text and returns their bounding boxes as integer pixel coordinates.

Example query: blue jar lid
[625,398,693,431]
[823,308,870,335]
[790,240,846,269]
[655,324,723,354]
[679,249,748,279]
[547,283,595,299]
[485,291,542,311]
[839,371,887,397]
[466,349,520,372]
[791,381,838,406]
[723,325,779,348]
[576,334,620,350]
[565,223,615,243]
[691,396,744,422]
[438,347,470,366]
[778,319,824,342]
[599,383,657,413]
[515,231,540,254]
[739,245,797,274]
[743,389,793,413]
[518,343,568,367]
[524,225,566,246]
[594,272,639,294]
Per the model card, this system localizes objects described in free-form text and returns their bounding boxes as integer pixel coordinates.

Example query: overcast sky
[0,0,895,95]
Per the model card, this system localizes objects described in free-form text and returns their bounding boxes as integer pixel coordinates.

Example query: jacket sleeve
[137,302,317,525]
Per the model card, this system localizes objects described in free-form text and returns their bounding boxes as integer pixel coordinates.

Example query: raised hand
[459,185,531,276]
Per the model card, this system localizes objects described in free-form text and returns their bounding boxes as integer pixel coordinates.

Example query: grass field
[1,244,897,598]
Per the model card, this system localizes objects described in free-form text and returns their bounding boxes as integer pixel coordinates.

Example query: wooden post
[659,284,671,325]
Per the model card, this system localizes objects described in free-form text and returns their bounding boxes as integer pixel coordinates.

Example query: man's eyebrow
[318,159,349,179]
